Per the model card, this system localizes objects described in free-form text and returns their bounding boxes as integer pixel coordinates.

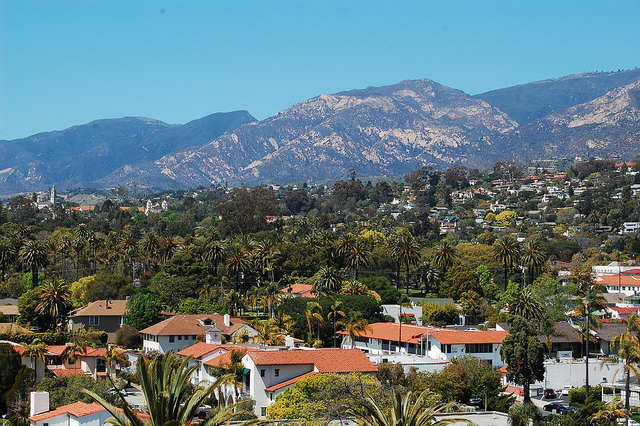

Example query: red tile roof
[30,402,105,422]
[50,368,85,377]
[247,348,377,373]
[337,322,508,345]
[597,275,640,287]
[610,307,640,315]
[177,342,223,359]
[141,314,248,336]
[265,371,318,392]
[281,284,314,297]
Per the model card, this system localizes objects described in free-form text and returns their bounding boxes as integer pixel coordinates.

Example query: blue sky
[1,1,639,140]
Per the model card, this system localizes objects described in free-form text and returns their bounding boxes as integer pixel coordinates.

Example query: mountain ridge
[2,69,640,194]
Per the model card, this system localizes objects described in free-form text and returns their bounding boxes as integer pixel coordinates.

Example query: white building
[339,322,508,367]
[177,344,377,419]
[29,395,112,426]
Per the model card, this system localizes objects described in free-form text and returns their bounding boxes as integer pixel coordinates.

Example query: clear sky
[1,0,639,140]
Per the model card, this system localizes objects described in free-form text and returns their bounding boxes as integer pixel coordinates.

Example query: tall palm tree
[417,263,441,296]
[19,238,50,286]
[36,280,70,329]
[350,388,466,426]
[225,244,252,292]
[345,240,373,280]
[254,240,280,283]
[202,239,226,278]
[395,235,421,295]
[602,332,640,414]
[493,235,521,290]
[572,267,607,399]
[520,238,546,286]
[0,238,16,282]
[432,240,456,277]
[510,287,543,321]
[305,301,324,340]
[253,318,282,345]
[328,298,347,348]
[85,351,258,426]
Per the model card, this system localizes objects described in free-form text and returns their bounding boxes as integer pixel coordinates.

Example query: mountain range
[2,68,640,195]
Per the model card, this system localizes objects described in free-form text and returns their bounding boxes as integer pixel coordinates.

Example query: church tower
[50,185,57,205]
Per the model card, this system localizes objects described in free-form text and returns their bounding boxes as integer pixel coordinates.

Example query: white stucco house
[29,396,111,426]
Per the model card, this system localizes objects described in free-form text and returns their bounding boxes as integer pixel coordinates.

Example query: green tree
[123,292,164,331]
[266,372,381,424]
[216,186,279,237]
[500,315,545,403]
[0,343,23,415]
[395,235,421,295]
[520,238,546,286]
[115,324,143,349]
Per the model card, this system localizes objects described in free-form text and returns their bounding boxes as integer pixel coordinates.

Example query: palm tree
[520,238,546,286]
[315,265,344,295]
[85,351,258,426]
[341,280,367,295]
[104,344,129,378]
[602,332,640,415]
[351,388,467,426]
[225,244,252,292]
[327,298,347,347]
[395,234,421,295]
[510,287,543,321]
[253,318,281,345]
[19,238,49,286]
[36,280,70,329]
[254,240,280,283]
[0,238,16,282]
[23,338,47,370]
[274,310,295,335]
[345,240,373,280]
[305,301,324,340]
[62,339,87,375]
[432,240,456,276]
[224,289,244,317]
[417,263,441,296]
[343,313,372,349]
[202,239,226,278]
[572,267,608,399]
[493,235,520,290]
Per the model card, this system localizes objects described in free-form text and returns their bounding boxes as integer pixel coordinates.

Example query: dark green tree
[123,292,164,331]
[500,315,545,403]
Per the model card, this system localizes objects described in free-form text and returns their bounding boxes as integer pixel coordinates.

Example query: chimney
[30,391,49,417]
[224,314,230,327]
[285,336,295,347]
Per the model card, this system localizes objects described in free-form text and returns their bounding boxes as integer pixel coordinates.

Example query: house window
[89,316,100,326]
[444,344,452,353]
[169,335,174,343]
[260,369,266,377]
[275,369,280,377]
[178,335,182,340]
[261,407,267,417]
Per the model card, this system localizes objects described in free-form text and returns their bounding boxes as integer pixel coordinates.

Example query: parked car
[468,397,482,407]
[561,385,573,395]
[616,420,639,426]
[543,389,557,399]
[560,406,579,415]
[543,402,566,412]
